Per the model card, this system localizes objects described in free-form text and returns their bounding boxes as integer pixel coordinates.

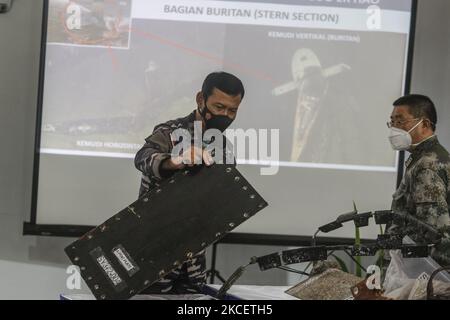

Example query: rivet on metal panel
[87,235,93,240]
[159,270,165,276]
[128,206,141,218]
[156,189,162,193]
[243,213,250,218]
[234,176,240,182]
[143,198,149,202]
[144,280,150,286]
[183,170,190,175]
[229,223,235,228]
[215,232,221,237]
[100,295,106,300]
[94,285,100,290]
[129,290,135,295]
[100,225,107,232]
[80,266,86,271]
[115,217,121,221]
[74,257,79,262]
[201,242,207,247]
[87,277,93,281]
[242,186,248,191]
[249,194,255,199]
[226,167,232,173]
[173,261,180,266]
[186,252,194,259]
[169,179,175,184]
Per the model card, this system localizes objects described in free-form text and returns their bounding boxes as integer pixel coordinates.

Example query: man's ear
[196,92,204,108]
[423,119,435,132]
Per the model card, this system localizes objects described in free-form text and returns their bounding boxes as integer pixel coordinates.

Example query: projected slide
[41,0,412,169]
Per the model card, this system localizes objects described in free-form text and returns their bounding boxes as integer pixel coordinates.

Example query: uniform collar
[410,135,438,156]
[405,135,439,169]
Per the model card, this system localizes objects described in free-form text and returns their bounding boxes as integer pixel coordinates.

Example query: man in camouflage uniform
[387,94,450,266]
[134,72,244,294]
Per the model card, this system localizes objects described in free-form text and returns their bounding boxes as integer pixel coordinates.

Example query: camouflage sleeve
[134,127,173,180]
[413,168,450,264]
[411,168,450,231]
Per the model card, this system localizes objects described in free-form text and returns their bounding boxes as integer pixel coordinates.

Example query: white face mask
[388,119,423,151]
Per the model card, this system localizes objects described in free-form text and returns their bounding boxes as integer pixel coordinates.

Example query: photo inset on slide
[272,48,351,163]
[48,0,132,48]
[221,23,408,168]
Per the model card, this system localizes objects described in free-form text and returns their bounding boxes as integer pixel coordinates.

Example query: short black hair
[393,94,437,131]
[202,72,245,102]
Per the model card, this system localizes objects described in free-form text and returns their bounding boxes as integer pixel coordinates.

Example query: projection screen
[27,0,416,240]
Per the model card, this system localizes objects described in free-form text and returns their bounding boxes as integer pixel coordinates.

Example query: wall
[410,0,450,149]
[0,0,88,299]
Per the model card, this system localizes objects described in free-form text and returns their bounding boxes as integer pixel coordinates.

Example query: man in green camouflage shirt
[387,94,450,266]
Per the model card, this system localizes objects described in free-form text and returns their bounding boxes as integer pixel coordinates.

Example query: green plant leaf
[330,254,349,273]
[352,201,363,277]
[376,224,385,278]
[355,226,362,277]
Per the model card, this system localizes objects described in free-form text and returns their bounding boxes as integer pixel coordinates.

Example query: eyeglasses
[387,118,421,128]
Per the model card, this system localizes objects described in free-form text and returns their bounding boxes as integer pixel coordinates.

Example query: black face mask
[200,103,234,132]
